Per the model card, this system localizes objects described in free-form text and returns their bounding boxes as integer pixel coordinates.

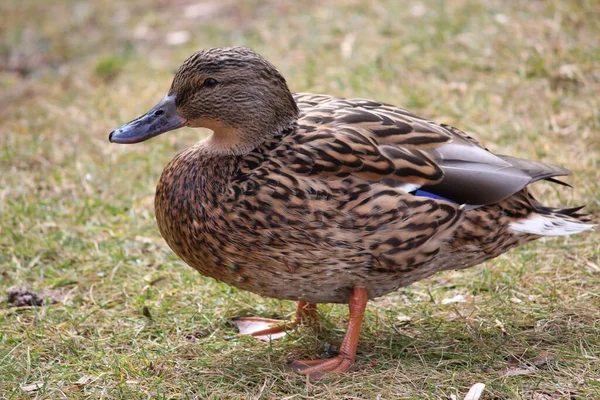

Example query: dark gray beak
[109,95,187,144]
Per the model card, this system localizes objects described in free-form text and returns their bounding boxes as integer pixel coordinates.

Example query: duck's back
[154,93,593,304]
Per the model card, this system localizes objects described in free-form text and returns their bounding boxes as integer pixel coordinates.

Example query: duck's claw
[287,355,354,379]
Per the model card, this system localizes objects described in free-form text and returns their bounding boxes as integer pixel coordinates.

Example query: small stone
[185,330,209,340]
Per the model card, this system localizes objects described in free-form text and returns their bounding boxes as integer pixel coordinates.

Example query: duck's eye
[203,78,218,88]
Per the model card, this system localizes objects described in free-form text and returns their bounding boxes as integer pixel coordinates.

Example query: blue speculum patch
[412,190,456,203]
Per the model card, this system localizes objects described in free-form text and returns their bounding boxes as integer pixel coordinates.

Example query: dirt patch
[7,287,59,307]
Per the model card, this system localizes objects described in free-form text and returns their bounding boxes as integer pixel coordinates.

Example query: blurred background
[1,1,599,398]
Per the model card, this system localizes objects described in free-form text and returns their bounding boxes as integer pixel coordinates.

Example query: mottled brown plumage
[110,47,594,377]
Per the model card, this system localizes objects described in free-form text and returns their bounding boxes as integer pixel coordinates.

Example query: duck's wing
[290,93,569,207]
[422,124,570,206]
[291,94,451,189]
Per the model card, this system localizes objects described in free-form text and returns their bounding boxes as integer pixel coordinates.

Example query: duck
[109,46,594,378]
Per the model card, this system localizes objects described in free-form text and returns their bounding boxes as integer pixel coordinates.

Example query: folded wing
[291,93,570,207]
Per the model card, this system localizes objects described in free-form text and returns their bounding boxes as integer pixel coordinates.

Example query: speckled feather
[154,89,591,304]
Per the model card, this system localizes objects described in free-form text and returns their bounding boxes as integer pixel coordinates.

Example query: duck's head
[109,47,299,155]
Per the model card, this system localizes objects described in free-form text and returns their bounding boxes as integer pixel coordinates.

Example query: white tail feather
[509,214,595,236]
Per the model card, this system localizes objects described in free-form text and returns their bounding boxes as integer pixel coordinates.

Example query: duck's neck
[161,143,239,201]
[198,117,296,156]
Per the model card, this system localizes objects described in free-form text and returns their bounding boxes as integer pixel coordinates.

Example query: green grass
[1,0,599,398]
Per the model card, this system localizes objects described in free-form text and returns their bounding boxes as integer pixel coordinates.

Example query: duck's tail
[486,154,594,236]
[509,199,595,237]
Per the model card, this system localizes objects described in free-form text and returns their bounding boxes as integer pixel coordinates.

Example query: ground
[1,0,599,399]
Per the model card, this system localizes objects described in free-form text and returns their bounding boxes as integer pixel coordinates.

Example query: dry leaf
[464,383,486,400]
[396,314,411,323]
[75,375,96,386]
[20,382,43,392]
[166,31,190,46]
[441,294,467,304]
[504,366,537,377]
[531,351,554,367]
[340,34,355,59]
[510,296,523,304]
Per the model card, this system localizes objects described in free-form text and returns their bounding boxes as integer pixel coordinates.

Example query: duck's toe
[233,316,290,341]
[233,301,319,342]
[287,355,354,379]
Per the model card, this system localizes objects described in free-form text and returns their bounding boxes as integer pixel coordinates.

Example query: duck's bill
[109,95,187,144]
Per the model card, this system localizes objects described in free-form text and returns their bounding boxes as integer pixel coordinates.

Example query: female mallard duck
[110,47,593,378]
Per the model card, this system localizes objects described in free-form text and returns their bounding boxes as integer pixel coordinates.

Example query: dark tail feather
[524,190,593,223]
[556,205,586,215]
[544,177,572,188]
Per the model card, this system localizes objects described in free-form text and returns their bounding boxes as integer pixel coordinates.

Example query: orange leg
[288,287,368,379]
[234,301,318,341]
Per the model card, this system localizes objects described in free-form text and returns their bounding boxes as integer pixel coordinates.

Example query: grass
[1,0,599,398]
